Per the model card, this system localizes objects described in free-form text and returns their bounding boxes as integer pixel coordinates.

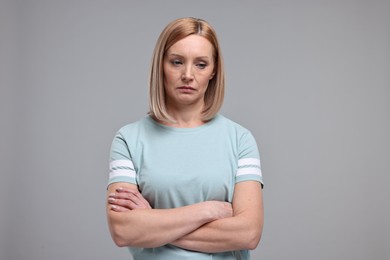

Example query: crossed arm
[106,181,263,253]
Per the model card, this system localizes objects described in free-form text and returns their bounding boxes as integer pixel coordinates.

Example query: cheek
[163,63,172,83]
[199,74,213,88]
[163,72,173,87]
[164,69,180,86]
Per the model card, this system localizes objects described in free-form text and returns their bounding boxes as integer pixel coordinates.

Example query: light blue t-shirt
[109,114,263,260]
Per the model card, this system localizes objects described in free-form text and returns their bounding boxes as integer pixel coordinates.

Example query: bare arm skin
[171,181,264,253]
[106,182,233,248]
[108,181,263,253]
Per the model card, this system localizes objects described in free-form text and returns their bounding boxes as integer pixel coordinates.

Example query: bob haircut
[149,17,225,123]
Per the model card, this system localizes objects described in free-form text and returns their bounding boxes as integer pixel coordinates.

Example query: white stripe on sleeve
[110,159,134,170]
[238,158,260,167]
[236,167,262,177]
[109,168,136,179]
[109,159,136,180]
[236,158,262,177]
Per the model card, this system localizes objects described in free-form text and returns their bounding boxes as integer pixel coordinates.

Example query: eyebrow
[166,53,211,60]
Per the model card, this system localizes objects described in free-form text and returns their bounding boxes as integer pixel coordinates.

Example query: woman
[107,17,264,260]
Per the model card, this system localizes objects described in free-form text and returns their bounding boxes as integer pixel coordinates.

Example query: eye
[170,60,183,66]
[196,63,207,69]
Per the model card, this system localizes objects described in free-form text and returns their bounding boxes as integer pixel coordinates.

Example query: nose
[181,64,194,82]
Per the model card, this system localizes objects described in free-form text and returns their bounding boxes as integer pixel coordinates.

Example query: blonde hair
[148,17,225,123]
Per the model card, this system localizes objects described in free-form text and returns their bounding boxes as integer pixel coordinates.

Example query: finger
[116,187,139,195]
[109,197,145,210]
[110,205,130,212]
[114,190,150,208]
[115,192,142,205]
[115,188,152,209]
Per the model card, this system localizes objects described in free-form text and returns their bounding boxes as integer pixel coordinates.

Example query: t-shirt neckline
[145,114,220,133]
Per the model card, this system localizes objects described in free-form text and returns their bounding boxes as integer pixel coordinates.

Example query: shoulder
[115,116,151,137]
[110,117,152,159]
[216,114,259,152]
[214,114,253,137]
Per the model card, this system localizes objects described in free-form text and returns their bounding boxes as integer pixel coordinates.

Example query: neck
[164,103,205,128]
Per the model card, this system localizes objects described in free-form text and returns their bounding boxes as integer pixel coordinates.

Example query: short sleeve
[235,131,264,187]
[108,131,137,186]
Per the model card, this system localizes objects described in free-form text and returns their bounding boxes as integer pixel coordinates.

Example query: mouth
[178,86,195,90]
[177,86,196,92]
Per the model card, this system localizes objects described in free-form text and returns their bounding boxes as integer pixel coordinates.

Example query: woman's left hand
[108,187,152,212]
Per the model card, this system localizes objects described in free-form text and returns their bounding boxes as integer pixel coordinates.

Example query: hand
[108,187,152,212]
[208,201,233,221]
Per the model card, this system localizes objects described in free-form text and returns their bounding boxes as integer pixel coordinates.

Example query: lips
[177,86,196,93]
[178,86,195,90]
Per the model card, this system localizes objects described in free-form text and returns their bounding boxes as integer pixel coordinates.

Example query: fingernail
[116,187,123,191]
[111,205,117,209]
[109,193,115,197]
[108,197,115,202]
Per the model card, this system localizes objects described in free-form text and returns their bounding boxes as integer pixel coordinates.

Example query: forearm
[108,201,215,248]
[106,181,262,251]
[171,212,263,253]
[107,183,232,248]
[172,181,264,253]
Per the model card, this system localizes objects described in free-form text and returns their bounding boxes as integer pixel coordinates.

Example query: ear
[210,72,215,80]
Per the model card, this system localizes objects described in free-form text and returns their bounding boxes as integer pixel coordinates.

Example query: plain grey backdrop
[1,0,389,259]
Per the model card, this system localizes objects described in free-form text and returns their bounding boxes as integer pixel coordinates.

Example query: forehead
[166,35,214,58]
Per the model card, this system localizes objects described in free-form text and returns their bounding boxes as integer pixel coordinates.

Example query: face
[163,34,215,109]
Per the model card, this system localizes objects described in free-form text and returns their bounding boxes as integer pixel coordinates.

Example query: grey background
[1,0,389,259]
